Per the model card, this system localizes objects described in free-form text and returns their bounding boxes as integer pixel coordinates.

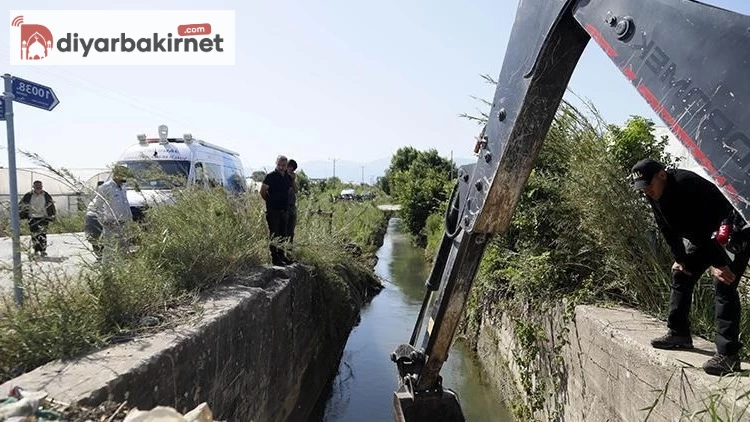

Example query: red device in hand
[717,220,732,245]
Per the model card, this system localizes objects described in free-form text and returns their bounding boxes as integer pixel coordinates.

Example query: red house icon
[20,24,54,60]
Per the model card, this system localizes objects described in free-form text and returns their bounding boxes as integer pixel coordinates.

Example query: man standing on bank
[261,155,293,266]
[631,158,750,376]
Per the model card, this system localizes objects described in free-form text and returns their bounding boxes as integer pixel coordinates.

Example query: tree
[392,166,452,240]
[414,149,455,178]
[385,148,456,243]
[390,146,420,173]
[376,175,391,195]
[379,146,422,196]
[607,116,671,171]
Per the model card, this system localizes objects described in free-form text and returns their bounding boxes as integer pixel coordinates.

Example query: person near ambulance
[19,180,56,257]
[630,158,750,376]
[84,181,105,260]
[89,165,133,259]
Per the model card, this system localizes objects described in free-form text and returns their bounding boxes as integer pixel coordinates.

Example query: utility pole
[450,150,454,180]
[330,157,337,179]
[361,165,364,185]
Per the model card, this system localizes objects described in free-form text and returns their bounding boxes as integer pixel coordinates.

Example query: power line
[0,46,196,129]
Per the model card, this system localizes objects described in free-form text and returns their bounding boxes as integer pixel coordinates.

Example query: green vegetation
[387,86,750,419]
[0,171,389,384]
[463,104,677,314]
[379,147,455,247]
[607,115,674,172]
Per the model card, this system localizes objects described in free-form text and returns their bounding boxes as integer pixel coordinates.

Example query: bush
[132,188,267,291]
[385,148,455,245]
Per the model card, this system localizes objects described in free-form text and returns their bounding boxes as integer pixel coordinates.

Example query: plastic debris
[124,402,214,422]
[2,385,216,421]
[0,396,42,420]
[184,403,213,422]
[1,386,62,421]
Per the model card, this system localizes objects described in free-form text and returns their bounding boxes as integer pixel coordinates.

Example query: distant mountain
[245,156,478,184]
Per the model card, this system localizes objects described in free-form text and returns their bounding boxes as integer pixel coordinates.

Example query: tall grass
[296,190,390,255]
[549,104,673,311]
[455,101,671,313]
[0,174,387,383]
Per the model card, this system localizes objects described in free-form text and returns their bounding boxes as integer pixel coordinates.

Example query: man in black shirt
[631,158,750,375]
[261,155,293,266]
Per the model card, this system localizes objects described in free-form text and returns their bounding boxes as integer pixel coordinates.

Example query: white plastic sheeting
[0,167,110,215]
[0,167,109,195]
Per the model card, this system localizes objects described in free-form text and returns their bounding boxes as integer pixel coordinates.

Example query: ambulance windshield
[119,160,190,190]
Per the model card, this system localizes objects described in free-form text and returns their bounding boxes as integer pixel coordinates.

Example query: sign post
[2,75,23,307]
[1,73,60,307]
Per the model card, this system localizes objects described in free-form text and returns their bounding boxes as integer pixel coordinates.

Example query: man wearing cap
[631,158,750,376]
[89,165,133,261]
[84,181,105,260]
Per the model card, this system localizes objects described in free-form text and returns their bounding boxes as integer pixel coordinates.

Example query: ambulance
[114,124,248,221]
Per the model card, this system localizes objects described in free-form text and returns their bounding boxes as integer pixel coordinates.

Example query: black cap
[630,158,665,189]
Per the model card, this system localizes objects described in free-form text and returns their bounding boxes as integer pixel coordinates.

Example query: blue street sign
[10,77,59,111]
[0,96,5,120]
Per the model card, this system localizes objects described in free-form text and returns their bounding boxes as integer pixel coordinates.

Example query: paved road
[0,232,95,298]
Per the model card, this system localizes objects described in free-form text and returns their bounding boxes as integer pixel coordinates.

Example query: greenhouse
[0,167,110,216]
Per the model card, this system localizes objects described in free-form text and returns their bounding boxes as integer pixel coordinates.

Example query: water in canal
[312,218,514,421]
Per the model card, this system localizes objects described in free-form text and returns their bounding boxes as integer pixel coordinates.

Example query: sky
[1,0,748,172]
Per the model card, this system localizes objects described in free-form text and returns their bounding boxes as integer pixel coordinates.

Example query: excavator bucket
[393,386,464,422]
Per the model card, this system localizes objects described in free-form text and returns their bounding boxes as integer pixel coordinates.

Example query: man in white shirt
[84,181,104,259]
[19,180,56,257]
[89,166,132,259]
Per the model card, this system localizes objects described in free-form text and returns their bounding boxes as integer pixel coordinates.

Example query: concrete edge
[575,305,750,410]
[0,264,295,406]
[477,303,750,421]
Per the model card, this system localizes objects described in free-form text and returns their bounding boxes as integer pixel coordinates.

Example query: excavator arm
[391,1,750,420]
